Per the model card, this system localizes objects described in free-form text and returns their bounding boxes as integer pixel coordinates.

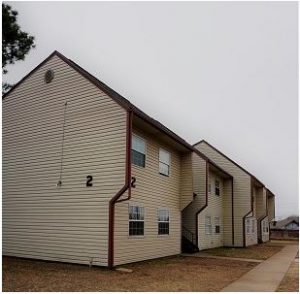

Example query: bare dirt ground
[201,241,286,260]
[277,259,299,292]
[2,256,257,292]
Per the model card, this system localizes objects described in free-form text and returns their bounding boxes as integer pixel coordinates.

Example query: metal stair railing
[182,226,197,246]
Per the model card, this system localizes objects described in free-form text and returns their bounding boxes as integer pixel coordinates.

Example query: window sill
[159,172,170,177]
[157,234,170,237]
[128,235,145,239]
[132,163,145,169]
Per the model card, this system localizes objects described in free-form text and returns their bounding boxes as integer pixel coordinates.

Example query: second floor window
[132,135,146,167]
[159,148,170,176]
[215,180,220,196]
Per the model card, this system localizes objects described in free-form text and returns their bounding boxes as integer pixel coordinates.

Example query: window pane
[129,221,144,236]
[215,225,220,234]
[132,150,145,167]
[214,217,220,225]
[158,209,169,221]
[132,135,146,154]
[205,216,212,234]
[159,149,170,165]
[129,206,144,220]
[159,162,169,176]
[158,222,169,235]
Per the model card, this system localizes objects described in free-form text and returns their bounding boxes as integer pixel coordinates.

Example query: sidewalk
[221,244,298,292]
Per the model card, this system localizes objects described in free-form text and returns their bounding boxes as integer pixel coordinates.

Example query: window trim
[128,203,145,238]
[132,134,146,168]
[157,208,170,236]
[159,148,171,177]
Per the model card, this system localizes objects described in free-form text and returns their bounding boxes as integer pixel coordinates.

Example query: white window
[205,216,212,235]
[263,221,269,233]
[158,209,169,235]
[246,218,251,234]
[214,216,220,234]
[129,205,144,236]
[215,179,220,196]
[132,135,146,167]
[159,148,170,176]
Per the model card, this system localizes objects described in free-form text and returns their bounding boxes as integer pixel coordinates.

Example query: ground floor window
[129,205,144,236]
[252,219,255,233]
[214,217,220,234]
[205,216,212,234]
[263,221,269,233]
[158,209,169,235]
[246,218,251,234]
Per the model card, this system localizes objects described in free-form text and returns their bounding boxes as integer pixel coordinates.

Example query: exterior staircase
[182,226,199,253]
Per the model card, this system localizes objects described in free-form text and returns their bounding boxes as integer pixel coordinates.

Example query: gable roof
[3,51,193,152]
[194,139,266,187]
[271,216,299,229]
[3,50,233,179]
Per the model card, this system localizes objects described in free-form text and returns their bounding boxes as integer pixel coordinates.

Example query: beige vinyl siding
[252,187,257,218]
[254,186,265,220]
[196,142,251,247]
[114,128,184,266]
[256,187,269,242]
[180,153,194,210]
[3,55,127,266]
[268,197,275,221]
[182,154,207,238]
[198,171,225,250]
[222,177,233,246]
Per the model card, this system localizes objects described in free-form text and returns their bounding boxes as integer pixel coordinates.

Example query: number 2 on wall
[86,175,93,187]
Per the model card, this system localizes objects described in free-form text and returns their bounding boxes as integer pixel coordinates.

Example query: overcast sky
[4,1,298,219]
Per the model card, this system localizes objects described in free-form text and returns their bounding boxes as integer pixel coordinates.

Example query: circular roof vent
[45,69,54,83]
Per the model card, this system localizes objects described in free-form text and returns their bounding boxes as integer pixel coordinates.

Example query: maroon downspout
[108,109,133,269]
[195,160,209,246]
[231,179,235,246]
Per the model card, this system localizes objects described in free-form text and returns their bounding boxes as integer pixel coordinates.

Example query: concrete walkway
[221,244,299,292]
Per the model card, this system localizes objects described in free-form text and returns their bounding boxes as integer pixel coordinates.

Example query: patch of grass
[2,256,257,292]
[202,242,284,260]
[277,260,299,292]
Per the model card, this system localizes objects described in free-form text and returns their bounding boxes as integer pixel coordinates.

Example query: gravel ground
[277,259,299,292]
[2,256,257,292]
